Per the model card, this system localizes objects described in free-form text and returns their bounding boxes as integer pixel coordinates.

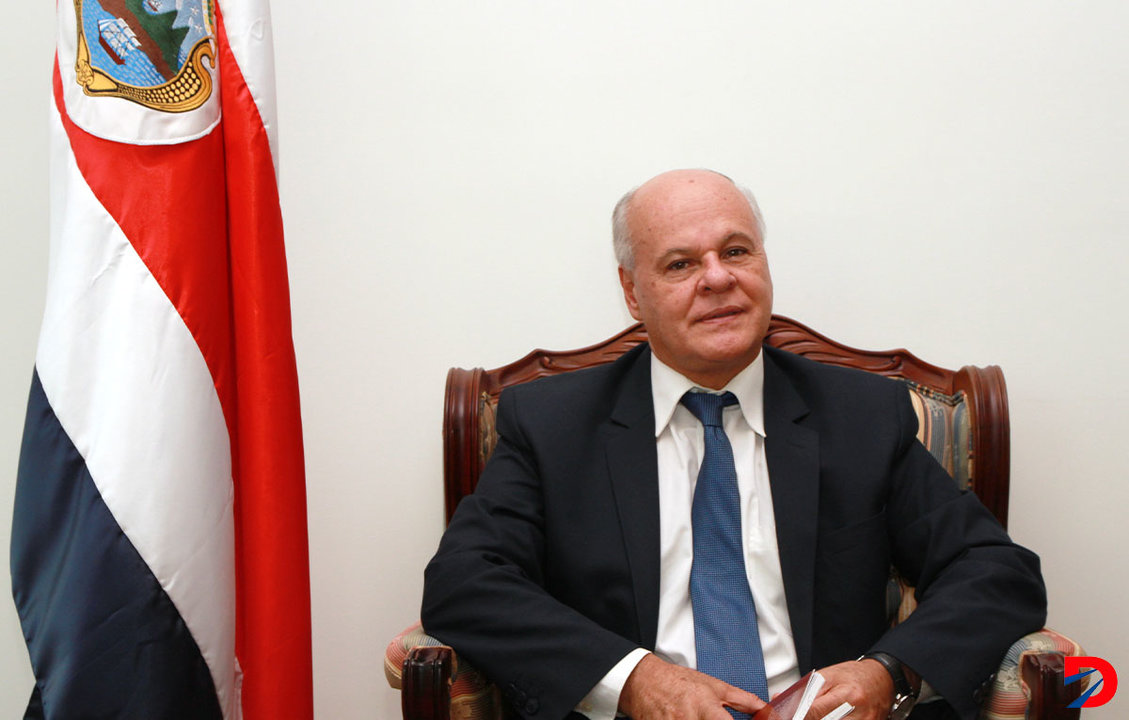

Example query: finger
[805,691,851,720]
[722,688,768,714]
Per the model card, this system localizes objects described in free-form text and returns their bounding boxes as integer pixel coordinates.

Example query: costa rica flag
[11,1,313,717]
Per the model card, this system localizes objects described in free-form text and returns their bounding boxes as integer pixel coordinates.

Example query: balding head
[612,169,765,271]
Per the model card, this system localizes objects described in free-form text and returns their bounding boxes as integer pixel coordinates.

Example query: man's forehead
[629,171,756,238]
[632,171,748,222]
[633,169,736,206]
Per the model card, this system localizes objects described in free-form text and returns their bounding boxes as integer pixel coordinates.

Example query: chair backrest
[442,315,1010,528]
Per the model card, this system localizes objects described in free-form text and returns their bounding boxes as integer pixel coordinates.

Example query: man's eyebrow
[724,232,757,244]
[656,247,693,263]
[655,233,757,263]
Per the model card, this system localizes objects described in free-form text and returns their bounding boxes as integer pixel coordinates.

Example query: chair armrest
[979,628,1084,720]
[386,622,504,720]
[402,645,455,720]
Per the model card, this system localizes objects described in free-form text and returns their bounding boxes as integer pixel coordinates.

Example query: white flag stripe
[217,0,280,172]
[38,106,238,718]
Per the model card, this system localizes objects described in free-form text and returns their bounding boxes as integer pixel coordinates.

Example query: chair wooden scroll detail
[389,315,1081,720]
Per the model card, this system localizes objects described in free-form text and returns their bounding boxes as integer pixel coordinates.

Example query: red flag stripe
[216,7,313,718]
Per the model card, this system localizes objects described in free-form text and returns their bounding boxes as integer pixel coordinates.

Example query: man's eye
[724,247,749,258]
[667,260,690,271]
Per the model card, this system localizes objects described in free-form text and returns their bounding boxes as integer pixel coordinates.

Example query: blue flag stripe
[11,369,223,719]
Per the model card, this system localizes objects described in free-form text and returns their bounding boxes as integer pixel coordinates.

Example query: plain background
[2,3,1126,718]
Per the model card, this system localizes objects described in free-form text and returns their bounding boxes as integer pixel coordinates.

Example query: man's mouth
[698,307,744,322]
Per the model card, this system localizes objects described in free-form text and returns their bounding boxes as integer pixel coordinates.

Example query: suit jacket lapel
[603,346,662,651]
[762,347,820,672]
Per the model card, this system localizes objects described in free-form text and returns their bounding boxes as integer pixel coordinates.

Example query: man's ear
[618,266,643,321]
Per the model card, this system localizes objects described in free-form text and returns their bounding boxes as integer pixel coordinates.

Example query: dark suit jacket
[422,343,1046,720]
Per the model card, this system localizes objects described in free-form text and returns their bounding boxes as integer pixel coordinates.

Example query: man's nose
[700,255,735,292]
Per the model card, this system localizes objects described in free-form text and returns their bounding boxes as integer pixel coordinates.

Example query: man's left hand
[803,659,893,720]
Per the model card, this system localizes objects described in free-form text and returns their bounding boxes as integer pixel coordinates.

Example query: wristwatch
[859,651,919,720]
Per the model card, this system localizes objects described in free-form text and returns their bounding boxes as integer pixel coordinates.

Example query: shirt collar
[650,350,766,439]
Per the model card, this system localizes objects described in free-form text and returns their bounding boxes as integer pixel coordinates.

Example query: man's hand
[620,653,767,719]
[804,659,893,720]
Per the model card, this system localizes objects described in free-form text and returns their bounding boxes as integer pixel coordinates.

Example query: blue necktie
[681,391,769,712]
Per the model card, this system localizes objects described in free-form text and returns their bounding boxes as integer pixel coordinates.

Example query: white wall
[2,2,1127,718]
[1,0,53,714]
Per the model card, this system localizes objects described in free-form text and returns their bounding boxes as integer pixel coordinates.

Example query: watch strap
[860,651,916,699]
[860,651,919,720]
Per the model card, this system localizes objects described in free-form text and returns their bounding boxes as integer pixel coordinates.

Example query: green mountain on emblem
[100,0,189,80]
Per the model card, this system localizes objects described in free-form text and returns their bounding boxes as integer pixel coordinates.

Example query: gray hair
[611,173,766,271]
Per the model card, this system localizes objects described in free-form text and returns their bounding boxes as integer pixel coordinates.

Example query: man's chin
[682,346,761,386]
[693,326,763,359]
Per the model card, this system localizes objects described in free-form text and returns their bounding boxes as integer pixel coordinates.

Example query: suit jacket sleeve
[421,381,640,720]
[869,384,1047,720]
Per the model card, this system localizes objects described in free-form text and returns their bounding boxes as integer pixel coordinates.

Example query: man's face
[618,170,773,389]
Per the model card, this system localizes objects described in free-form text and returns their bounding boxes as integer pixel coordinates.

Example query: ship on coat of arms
[97,18,140,65]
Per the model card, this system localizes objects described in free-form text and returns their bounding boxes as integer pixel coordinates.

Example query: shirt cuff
[919,679,937,702]
[573,648,651,720]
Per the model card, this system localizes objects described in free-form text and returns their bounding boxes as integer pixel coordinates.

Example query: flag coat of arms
[11,1,313,718]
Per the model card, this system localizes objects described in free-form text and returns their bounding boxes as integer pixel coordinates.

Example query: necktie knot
[680,391,738,428]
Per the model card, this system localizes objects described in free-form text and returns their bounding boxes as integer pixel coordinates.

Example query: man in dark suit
[422,170,1046,720]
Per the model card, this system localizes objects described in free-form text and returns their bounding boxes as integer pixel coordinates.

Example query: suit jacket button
[524,698,539,715]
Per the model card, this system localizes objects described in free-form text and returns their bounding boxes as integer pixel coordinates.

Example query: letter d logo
[1065,656,1118,708]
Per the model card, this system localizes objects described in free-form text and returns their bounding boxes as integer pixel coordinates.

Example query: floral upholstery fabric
[903,380,971,491]
[386,622,500,720]
[979,628,1084,720]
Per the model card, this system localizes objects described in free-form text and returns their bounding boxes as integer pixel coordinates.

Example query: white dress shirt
[576,352,800,719]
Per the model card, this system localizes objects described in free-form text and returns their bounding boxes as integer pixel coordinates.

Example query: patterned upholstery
[980,629,1085,720]
[904,380,972,492]
[386,623,501,720]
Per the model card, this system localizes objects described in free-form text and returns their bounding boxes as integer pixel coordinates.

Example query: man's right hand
[619,653,767,719]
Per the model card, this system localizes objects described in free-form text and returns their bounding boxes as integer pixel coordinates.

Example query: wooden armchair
[386,316,1083,720]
